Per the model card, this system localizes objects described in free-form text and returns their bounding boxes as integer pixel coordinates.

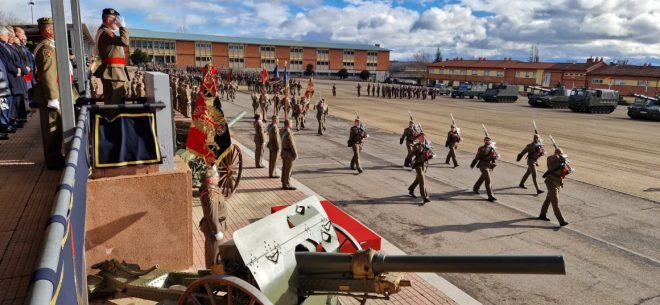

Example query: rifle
[408,110,414,122]
[482,124,489,138]
[543,135,575,177]
[533,120,539,136]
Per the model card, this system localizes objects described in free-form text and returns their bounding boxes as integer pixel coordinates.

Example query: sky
[1,0,659,65]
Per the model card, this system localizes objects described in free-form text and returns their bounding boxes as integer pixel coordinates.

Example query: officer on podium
[94,8,130,105]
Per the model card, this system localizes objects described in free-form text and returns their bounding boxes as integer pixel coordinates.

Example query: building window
[259,46,276,70]
[637,80,650,87]
[316,49,329,71]
[612,79,626,86]
[229,44,245,69]
[290,47,303,71]
[342,50,355,69]
[483,70,490,77]
[194,41,212,67]
[447,69,453,75]
[496,70,504,77]
[591,79,603,84]
[367,51,378,71]
[471,69,478,76]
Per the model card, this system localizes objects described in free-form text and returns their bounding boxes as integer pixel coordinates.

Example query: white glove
[214,232,224,241]
[47,99,60,110]
[116,16,126,28]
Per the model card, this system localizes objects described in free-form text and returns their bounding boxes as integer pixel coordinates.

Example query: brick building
[128,28,390,81]
[427,57,659,96]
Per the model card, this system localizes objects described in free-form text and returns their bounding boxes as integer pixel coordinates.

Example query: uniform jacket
[316,103,328,119]
[518,142,544,165]
[0,41,26,94]
[19,44,36,87]
[445,131,460,148]
[94,25,129,81]
[32,39,59,104]
[254,121,265,144]
[472,144,497,169]
[400,127,416,144]
[545,155,564,186]
[280,129,298,160]
[348,125,364,146]
[266,123,280,150]
[411,143,430,170]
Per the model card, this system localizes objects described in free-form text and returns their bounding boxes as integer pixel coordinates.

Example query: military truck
[451,83,488,99]
[627,94,660,121]
[481,84,519,103]
[568,88,619,114]
[528,85,570,108]
[433,83,452,96]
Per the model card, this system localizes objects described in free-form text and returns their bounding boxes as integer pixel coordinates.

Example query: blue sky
[2,0,659,65]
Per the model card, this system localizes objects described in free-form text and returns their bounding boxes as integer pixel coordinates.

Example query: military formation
[356,82,440,100]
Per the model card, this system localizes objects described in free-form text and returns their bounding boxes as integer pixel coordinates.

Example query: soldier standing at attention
[32,17,74,170]
[94,8,129,105]
[253,114,266,168]
[399,120,417,168]
[332,83,336,96]
[280,119,298,190]
[408,133,432,204]
[377,84,381,97]
[348,116,367,174]
[357,83,361,97]
[266,115,280,178]
[445,125,461,167]
[199,166,227,268]
[539,148,570,227]
[251,92,259,115]
[316,98,328,135]
[470,136,498,202]
[517,134,546,194]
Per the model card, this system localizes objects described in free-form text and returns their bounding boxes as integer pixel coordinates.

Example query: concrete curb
[233,138,482,305]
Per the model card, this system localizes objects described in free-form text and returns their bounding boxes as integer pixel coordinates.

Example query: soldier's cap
[484,136,492,140]
[451,124,456,128]
[409,120,414,124]
[555,148,564,154]
[533,134,540,139]
[102,8,120,16]
[37,17,53,25]
[271,115,278,119]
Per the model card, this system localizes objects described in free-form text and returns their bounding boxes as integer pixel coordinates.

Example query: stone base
[85,157,193,272]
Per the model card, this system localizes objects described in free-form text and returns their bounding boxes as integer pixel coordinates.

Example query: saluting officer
[445,125,461,168]
[517,134,546,194]
[408,133,432,204]
[280,119,298,190]
[94,8,130,105]
[471,136,498,202]
[266,115,280,178]
[400,120,417,168]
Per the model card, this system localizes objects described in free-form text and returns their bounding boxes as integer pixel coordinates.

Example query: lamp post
[28,1,35,24]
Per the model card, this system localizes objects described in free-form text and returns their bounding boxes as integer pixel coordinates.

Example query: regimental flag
[261,67,268,85]
[186,64,233,165]
[284,65,288,84]
[304,77,315,98]
[227,68,233,82]
[273,63,279,81]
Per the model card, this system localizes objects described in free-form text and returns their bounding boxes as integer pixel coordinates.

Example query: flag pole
[284,60,289,120]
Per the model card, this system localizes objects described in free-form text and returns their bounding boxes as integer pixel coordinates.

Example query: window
[343,50,355,68]
[471,69,478,76]
[638,80,650,87]
[591,79,603,84]
[367,51,378,70]
[260,46,276,69]
[316,49,329,70]
[195,41,212,67]
[612,79,626,86]
[496,70,504,77]
[290,47,304,71]
[484,70,490,77]
[229,44,245,69]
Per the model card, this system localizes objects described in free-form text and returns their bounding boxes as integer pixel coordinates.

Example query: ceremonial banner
[304,77,315,98]
[273,64,279,81]
[91,111,162,168]
[261,67,268,84]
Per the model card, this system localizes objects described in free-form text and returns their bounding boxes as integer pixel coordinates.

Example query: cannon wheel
[216,144,243,198]
[178,274,273,305]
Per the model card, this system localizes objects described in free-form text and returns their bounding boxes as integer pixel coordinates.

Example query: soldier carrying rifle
[400,111,418,168]
[471,125,499,202]
[539,135,574,227]
[445,113,461,168]
[348,112,368,174]
[516,120,546,195]
[408,123,435,204]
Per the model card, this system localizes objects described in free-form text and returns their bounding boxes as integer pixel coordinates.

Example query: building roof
[427,59,555,70]
[131,28,389,52]
[589,65,660,78]
[546,61,605,72]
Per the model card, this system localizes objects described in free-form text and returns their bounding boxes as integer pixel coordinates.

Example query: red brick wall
[587,75,659,96]
[176,41,195,67]
[302,47,316,70]
[244,45,260,69]
[354,50,367,71]
[329,49,343,70]
[275,46,290,62]
[212,43,228,68]
[377,51,389,71]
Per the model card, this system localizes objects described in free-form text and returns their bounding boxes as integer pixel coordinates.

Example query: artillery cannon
[88,197,565,305]
[628,94,660,121]
[527,85,570,108]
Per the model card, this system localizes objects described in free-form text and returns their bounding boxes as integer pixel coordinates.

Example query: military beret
[37,17,53,25]
[102,8,120,16]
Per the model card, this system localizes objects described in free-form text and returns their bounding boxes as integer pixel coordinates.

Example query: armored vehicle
[528,85,570,108]
[88,197,566,305]
[628,94,660,120]
[568,88,619,113]
[433,83,452,95]
[451,83,488,99]
[482,84,519,103]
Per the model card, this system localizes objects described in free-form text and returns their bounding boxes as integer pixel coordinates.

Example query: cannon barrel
[296,252,565,275]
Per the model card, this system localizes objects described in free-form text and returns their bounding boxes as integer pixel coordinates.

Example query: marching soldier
[199,166,227,268]
[316,98,328,135]
[539,148,570,227]
[399,120,417,168]
[366,83,371,96]
[94,8,130,105]
[253,114,266,168]
[251,92,259,115]
[281,119,298,190]
[266,115,280,178]
[332,83,336,96]
[517,134,546,194]
[259,90,268,119]
[356,83,361,97]
[445,125,461,167]
[348,116,367,174]
[408,133,432,204]
[470,136,498,202]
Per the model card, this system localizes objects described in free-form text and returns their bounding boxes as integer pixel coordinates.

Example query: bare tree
[0,11,25,25]
[413,50,431,64]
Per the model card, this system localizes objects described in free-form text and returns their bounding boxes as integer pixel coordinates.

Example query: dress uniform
[266,116,280,178]
[408,134,432,203]
[400,121,417,167]
[253,114,266,168]
[332,84,336,96]
[348,118,367,173]
[540,149,570,227]
[517,135,546,194]
[471,137,498,202]
[199,167,227,268]
[32,17,77,169]
[316,99,328,135]
[280,120,298,190]
[94,8,130,105]
[445,125,461,167]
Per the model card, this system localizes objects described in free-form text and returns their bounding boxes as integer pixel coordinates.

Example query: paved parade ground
[221,80,660,305]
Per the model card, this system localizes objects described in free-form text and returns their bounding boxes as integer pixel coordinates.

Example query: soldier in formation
[347,115,367,174]
[408,133,433,204]
[266,115,280,179]
[539,147,571,226]
[251,92,259,115]
[356,83,361,97]
[253,114,266,168]
[470,136,498,202]
[316,98,328,135]
[332,83,336,96]
[517,134,546,194]
[444,124,461,167]
[280,119,298,190]
[400,120,417,168]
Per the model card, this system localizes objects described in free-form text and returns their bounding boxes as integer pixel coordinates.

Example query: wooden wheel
[177,275,273,305]
[217,144,243,198]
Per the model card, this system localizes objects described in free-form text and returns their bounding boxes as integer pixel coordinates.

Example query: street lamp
[28,1,35,24]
